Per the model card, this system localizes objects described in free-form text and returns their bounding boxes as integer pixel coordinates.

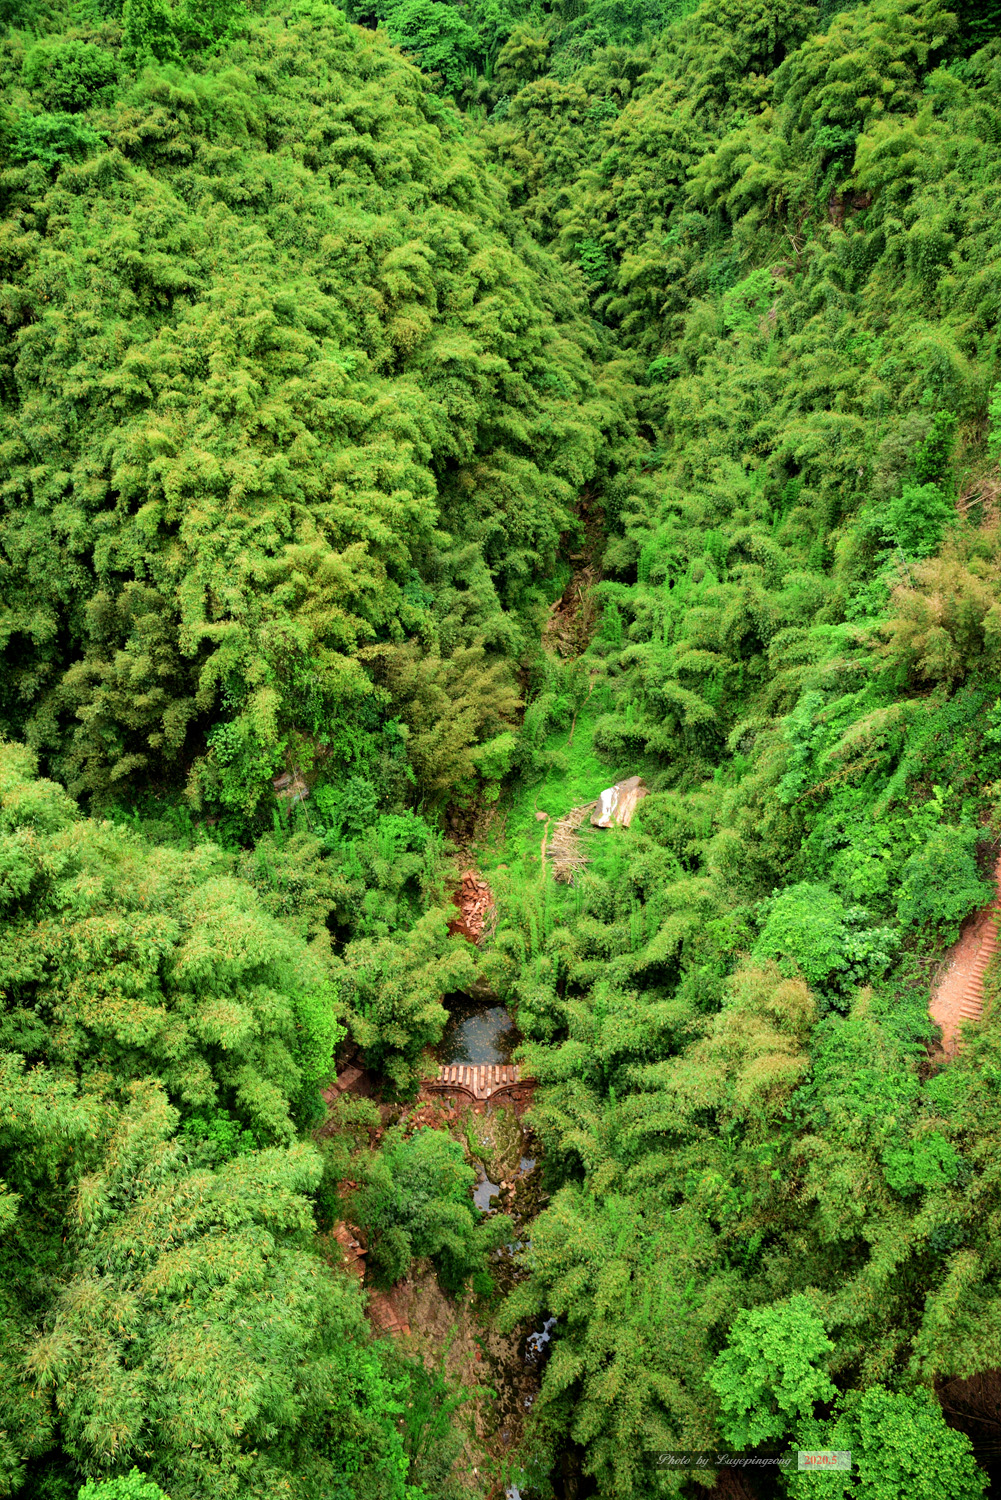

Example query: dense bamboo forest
[5,0,1001,1494]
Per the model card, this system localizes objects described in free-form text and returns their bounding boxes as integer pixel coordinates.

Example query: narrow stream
[432,989,559,1486]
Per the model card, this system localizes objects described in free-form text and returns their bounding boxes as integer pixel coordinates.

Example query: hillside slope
[0,3,622,823]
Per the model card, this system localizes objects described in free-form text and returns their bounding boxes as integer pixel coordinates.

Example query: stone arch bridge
[421,1062,533,1111]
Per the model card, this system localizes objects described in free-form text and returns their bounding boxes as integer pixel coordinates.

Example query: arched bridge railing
[421,1063,533,1108]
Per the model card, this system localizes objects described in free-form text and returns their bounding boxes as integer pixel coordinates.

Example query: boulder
[590,775,648,829]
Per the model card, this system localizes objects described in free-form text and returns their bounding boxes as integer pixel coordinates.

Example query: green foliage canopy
[353,1124,512,1290]
[0,741,341,1136]
[0,1,610,820]
[708,1294,837,1447]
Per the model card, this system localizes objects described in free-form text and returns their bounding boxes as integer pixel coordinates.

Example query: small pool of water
[437,999,520,1066]
[474,1175,500,1211]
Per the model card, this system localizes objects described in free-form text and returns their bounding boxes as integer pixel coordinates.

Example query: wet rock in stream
[525,1316,557,1364]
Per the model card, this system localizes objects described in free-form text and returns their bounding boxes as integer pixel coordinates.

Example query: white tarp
[590,775,648,828]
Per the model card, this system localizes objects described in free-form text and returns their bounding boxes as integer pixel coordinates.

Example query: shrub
[22,40,117,111]
[884,482,955,557]
[754,882,897,1003]
[181,1107,257,1164]
[378,0,480,91]
[895,825,994,934]
[707,1295,836,1446]
[882,1130,961,1194]
[353,1126,511,1293]
[79,1474,169,1500]
[121,0,181,62]
[6,111,103,168]
[789,1386,986,1500]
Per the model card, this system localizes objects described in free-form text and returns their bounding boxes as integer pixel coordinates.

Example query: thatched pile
[547,802,596,884]
[543,778,649,884]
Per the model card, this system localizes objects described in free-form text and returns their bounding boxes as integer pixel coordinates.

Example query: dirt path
[929,855,1001,1055]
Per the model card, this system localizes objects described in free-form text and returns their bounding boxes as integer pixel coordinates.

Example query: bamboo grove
[5,0,1001,1496]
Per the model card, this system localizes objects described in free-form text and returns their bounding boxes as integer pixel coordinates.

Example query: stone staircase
[330,1223,411,1337]
[930,858,1001,1056]
[958,915,998,1029]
